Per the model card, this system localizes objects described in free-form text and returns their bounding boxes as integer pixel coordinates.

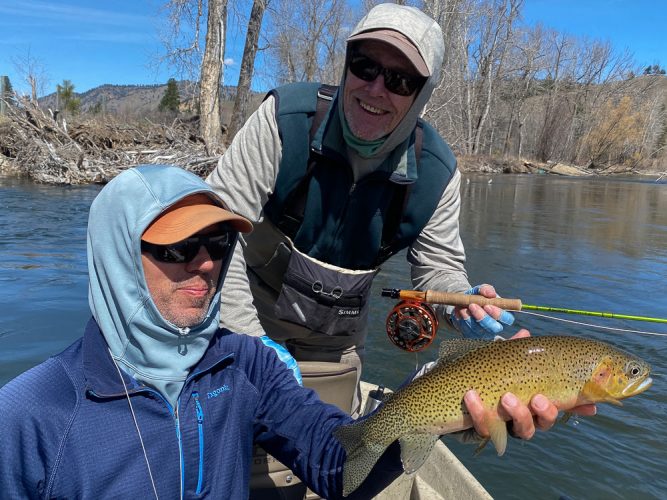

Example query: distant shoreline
[457,155,666,179]
[2,153,665,185]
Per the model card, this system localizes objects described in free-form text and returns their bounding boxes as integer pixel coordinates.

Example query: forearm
[407,170,471,322]
[259,400,402,499]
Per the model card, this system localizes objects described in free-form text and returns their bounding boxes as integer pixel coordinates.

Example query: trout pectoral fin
[487,417,508,456]
[399,434,440,474]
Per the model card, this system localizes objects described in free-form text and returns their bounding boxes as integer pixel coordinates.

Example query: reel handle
[425,291,522,311]
[383,288,522,310]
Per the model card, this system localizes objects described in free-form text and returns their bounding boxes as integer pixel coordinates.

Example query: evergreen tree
[56,79,81,115]
[2,76,14,99]
[159,78,180,113]
[643,64,666,75]
[1,76,15,114]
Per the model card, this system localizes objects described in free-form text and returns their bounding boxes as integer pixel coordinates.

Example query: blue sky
[521,0,666,70]
[1,0,665,95]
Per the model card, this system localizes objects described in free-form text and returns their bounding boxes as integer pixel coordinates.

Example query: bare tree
[159,0,206,80]
[268,0,350,85]
[566,41,636,163]
[424,0,522,156]
[422,0,466,149]
[499,24,546,157]
[532,30,576,162]
[160,0,228,153]
[580,95,646,168]
[227,0,268,140]
[199,0,228,153]
[11,48,49,103]
[468,0,522,154]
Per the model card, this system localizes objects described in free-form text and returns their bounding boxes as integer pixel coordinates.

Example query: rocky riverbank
[456,154,665,177]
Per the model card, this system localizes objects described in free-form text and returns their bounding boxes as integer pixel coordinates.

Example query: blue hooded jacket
[88,165,236,407]
[0,165,402,499]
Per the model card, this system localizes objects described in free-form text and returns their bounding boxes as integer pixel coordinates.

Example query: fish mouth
[622,376,653,397]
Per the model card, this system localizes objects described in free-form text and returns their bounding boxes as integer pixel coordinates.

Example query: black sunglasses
[141,232,236,264]
[348,52,425,96]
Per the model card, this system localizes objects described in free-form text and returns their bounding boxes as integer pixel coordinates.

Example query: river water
[1,172,666,499]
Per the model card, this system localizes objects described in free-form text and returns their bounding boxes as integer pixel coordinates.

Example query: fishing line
[110,350,160,500]
[512,310,667,337]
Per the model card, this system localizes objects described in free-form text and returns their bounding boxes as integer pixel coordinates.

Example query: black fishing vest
[263,82,457,270]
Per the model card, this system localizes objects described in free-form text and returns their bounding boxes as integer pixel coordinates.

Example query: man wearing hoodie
[206,3,552,421]
[0,165,406,499]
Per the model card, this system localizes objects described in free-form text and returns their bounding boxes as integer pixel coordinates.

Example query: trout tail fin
[334,419,387,497]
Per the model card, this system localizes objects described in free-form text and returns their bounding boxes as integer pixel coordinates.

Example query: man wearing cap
[0,164,407,498]
[205,2,588,432]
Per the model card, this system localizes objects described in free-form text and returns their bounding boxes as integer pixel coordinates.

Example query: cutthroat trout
[334,336,652,497]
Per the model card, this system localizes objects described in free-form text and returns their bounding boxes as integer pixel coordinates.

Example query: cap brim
[142,193,253,245]
[347,29,429,77]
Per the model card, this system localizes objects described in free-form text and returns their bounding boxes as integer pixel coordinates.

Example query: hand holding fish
[463,328,597,440]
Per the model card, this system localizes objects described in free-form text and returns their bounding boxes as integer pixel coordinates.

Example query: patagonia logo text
[338,308,360,317]
[207,385,230,399]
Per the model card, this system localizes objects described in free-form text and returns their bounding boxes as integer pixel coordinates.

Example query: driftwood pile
[0,99,219,184]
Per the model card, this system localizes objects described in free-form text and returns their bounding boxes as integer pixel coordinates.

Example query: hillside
[38,82,251,118]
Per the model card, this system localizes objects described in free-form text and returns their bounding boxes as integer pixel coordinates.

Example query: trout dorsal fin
[438,339,490,365]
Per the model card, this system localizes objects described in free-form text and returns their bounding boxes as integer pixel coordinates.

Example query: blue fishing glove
[260,336,303,385]
[449,285,515,339]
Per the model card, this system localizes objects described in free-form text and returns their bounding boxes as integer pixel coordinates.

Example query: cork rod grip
[423,291,522,310]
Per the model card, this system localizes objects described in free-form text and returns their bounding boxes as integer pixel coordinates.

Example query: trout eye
[627,362,641,377]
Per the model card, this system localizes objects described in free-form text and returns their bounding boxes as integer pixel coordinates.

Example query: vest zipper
[193,392,205,494]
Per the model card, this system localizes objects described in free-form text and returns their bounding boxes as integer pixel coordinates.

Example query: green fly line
[518,304,667,324]
[511,310,667,337]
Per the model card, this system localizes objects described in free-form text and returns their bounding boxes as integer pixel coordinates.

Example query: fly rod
[381,288,667,325]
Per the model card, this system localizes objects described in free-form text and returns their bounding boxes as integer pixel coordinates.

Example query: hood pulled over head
[340,3,444,159]
[87,164,251,406]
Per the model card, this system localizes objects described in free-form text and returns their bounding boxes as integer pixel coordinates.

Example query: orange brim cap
[142,193,253,245]
[347,29,429,77]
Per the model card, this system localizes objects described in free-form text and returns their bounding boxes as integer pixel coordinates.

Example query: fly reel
[385,300,438,352]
